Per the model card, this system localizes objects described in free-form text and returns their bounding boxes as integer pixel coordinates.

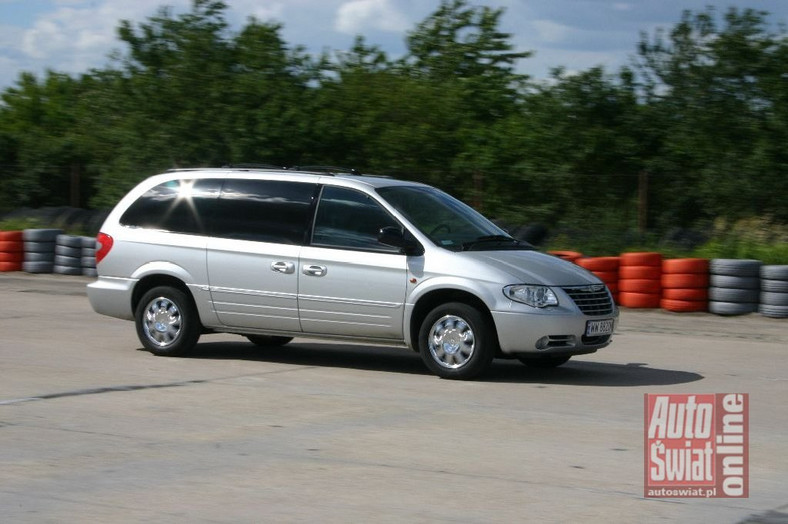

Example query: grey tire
[418,302,496,380]
[759,304,788,318]
[709,274,760,290]
[135,286,201,357]
[710,259,762,277]
[708,287,760,303]
[82,268,98,277]
[55,244,82,257]
[82,247,96,257]
[81,256,96,268]
[761,279,788,293]
[24,251,55,263]
[709,301,758,316]
[760,292,788,306]
[56,234,83,248]
[760,265,788,280]
[23,229,63,242]
[24,241,56,253]
[81,236,97,249]
[517,355,571,368]
[23,261,54,273]
[54,255,81,267]
[54,265,83,275]
[246,335,293,347]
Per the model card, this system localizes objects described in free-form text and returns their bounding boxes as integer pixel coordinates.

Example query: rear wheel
[246,335,293,347]
[419,302,495,380]
[135,286,201,356]
[517,356,571,368]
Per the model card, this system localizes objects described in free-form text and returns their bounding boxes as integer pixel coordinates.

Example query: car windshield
[376,185,533,252]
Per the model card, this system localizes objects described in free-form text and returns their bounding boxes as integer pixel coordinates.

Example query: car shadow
[169,339,703,387]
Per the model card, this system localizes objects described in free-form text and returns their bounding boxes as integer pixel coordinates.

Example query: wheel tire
[760,292,788,307]
[759,304,788,318]
[54,255,81,267]
[0,252,23,263]
[517,355,571,368]
[246,335,293,347]
[135,286,201,357]
[24,251,55,262]
[619,266,661,280]
[418,302,495,380]
[0,240,23,252]
[23,261,54,273]
[662,288,708,301]
[661,273,709,289]
[709,301,758,316]
[53,265,83,275]
[662,258,709,274]
[709,274,760,290]
[56,234,83,248]
[708,287,760,303]
[618,292,661,308]
[620,252,662,267]
[760,265,788,280]
[81,236,97,249]
[0,261,22,272]
[710,259,761,277]
[55,244,82,257]
[619,279,661,294]
[576,257,620,272]
[0,230,23,242]
[24,241,56,253]
[660,298,707,313]
[23,229,63,242]
[761,279,788,293]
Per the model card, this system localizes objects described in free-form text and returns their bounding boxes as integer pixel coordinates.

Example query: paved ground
[0,273,786,523]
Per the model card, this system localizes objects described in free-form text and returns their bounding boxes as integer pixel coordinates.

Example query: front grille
[562,285,614,316]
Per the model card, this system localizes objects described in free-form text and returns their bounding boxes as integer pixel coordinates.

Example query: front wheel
[418,302,495,380]
[135,286,201,356]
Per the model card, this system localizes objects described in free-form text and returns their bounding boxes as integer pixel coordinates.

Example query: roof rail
[222,163,286,170]
[289,165,360,176]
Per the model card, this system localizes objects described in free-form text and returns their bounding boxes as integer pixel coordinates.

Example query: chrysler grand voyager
[87,167,618,379]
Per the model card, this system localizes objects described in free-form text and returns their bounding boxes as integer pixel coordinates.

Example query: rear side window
[312,186,401,253]
[210,179,317,244]
[119,179,222,234]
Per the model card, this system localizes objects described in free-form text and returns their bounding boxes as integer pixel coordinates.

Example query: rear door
[298,186,408,340]
[206,179,317,332]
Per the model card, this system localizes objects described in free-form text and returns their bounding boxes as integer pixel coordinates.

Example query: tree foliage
[0,0,786,240]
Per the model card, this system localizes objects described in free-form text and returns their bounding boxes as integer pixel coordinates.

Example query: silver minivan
[87,167,618,379]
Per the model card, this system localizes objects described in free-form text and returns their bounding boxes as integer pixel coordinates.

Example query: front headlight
[503,284,559,308]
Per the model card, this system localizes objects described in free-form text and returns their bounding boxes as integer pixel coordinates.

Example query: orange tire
[662,288,708,301]
[619,278,661,294]
[0,240,24,252]
[660,298,708,313]
[0,252,23,263]
[548,250,582,262]
[619,265,662,280]
[619,292,661,308]
[0,261,22,272]
[0,230,24,242]
[661,273,709,289]
[606,282,619,294]
[576,256,620,272]
[620,252,662,267]
[662,258,709,274]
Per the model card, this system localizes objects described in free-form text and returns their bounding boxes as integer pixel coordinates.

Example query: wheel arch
[132,274,197,320]
[408,288,497,352]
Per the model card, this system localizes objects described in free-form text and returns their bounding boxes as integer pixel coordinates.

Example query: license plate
[586,319,614,336]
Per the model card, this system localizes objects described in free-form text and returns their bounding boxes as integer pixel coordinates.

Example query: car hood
[459,250,601,286]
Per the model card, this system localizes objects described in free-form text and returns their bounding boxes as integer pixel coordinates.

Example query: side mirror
[378,226,423,256]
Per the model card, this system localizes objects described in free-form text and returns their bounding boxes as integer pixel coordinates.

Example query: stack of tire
[660,258,710,312]
[54,234,86,275]
[81,236,98,277]
[575,256,620,303]
[708,259,761,316]
[618,252,662,308]
[759,265,788,318]
[23,229,63,274]
[0,230,24,272]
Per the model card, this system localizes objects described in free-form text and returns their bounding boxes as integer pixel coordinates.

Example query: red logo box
[644,393,748,498]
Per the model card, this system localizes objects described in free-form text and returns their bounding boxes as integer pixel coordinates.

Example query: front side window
[312,186,401,253]
[210,179,317,244]
[119,178,222,234]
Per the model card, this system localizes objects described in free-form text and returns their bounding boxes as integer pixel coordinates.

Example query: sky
[0,0,786,90]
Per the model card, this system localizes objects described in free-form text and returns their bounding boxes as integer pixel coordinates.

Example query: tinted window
[312,186,401,252]
[120,179,222,234]
[211,179,317,244]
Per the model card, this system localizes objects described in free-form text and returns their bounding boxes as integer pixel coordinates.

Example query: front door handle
[302,264,327,277]
[271,261,295,274]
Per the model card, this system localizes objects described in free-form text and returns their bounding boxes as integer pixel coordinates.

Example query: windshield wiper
[462,235,532,251]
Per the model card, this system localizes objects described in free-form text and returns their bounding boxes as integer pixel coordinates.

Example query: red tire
[606,282,619,294]
[619,292,661,308]
[0,261,23,272]
[662,258,709,274]
[576,256,620,272]
[0,252,23,263]
[0,240,24,252]
[620,252,662,267]
[0,231,24,242]
[619,265,662,280]
[619,279,661,294]
[591,270,619,283]
[661,273,709,289]
[660,298,708,313]
[662,288,708,301]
